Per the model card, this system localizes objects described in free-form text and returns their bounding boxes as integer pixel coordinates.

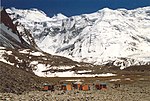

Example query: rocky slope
[0,61,41,94]
[0,8,31,49]
[6,7,150,69]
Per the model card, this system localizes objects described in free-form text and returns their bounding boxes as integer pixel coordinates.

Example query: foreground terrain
[0,72,150,101]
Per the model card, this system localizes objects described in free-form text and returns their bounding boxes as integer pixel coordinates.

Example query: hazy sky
[2,0,150,17]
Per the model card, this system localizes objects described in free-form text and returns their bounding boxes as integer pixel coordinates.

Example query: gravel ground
[0,80,150,101]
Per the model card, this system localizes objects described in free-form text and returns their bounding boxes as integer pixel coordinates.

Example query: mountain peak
[100,7,112,12]
[6,7,51,22]
[52,13,68,20]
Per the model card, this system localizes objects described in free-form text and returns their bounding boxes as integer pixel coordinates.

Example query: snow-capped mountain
[1,8,116,77]
[6,7,150,68]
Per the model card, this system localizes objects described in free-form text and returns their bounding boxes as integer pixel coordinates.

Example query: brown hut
[73,81,82,90]
[95,84,101,90]
[100,83,107,90]
[61,84,72,91]
[42,83,54,91]
[95,83,107,90]
[80,84,89,91]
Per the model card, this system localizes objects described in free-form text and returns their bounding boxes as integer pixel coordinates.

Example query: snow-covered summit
[6,8,52,22]
[6,7,150,68]
[52,13,68,20]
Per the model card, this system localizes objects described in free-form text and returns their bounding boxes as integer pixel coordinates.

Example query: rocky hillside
[0,61,42,94]
[6,7,150,68]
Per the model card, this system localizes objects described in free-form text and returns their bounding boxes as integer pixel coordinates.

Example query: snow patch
[77,70,92,73]
[30,51,44,56]
[0,49,14,65]
[110,79,121,82]
[65,79,83,82]
[33,64,48,77]
[51,66,74,70]
[44,72,116,77]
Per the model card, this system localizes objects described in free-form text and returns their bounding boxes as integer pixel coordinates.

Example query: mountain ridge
[5,7,150,68]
